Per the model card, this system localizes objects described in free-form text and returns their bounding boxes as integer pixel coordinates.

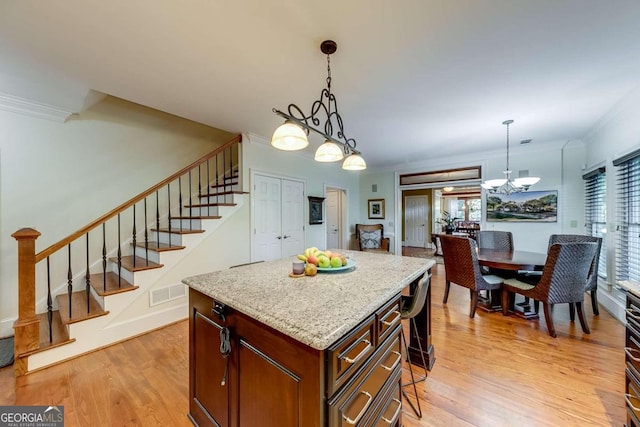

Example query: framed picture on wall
[486,190,557,222]
[308,196,325,224]
[368,199,385,219]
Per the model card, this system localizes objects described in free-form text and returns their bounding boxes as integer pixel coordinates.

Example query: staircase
[12,135,246,375]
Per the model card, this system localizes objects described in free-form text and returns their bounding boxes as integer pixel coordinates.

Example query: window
[583,167,606,280]
[614,150,640,285]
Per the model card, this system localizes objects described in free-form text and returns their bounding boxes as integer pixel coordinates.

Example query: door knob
[276,236,282,239]
[283,235,291,239]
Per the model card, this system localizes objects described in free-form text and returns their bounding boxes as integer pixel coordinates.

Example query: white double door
[252,174,304,262]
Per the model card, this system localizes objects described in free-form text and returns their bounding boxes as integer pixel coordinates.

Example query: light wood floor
[0,263,626,426]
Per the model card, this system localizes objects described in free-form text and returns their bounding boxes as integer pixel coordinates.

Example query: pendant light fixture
[271,40,366,170]
[481,120,540,195]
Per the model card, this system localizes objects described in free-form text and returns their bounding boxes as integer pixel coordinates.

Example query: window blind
[583,167,606,279]
[615,154,640,284]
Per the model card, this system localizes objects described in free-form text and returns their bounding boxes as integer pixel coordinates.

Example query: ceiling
[2,1,640,169]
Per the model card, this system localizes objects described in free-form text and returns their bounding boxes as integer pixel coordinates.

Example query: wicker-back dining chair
[440,235,504,318]
[476,230,514,252]
[501,242,598,338]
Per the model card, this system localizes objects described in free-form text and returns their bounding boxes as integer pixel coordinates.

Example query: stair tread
[89,272,139,296]
[22,311,76,356]
[211,181,238,189]
[132,241,186,252]
[56,291,109,325]
[171,215,222,219]
[110,255,163,272]
[201,190,248,197]
[151,227,205,234]
[185,202,236,208]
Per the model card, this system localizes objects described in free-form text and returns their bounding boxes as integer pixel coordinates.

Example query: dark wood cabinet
[189,288,403,427]
[626,292,640,427]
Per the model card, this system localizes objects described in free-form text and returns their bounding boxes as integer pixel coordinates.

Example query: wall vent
[150,284,187,307]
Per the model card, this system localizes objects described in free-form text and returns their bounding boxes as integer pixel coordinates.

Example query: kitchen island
[183,251,434,427]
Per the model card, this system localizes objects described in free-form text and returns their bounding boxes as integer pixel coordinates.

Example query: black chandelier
[271,40,366,170]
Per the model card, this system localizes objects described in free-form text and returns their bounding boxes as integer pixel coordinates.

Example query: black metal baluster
[67,244,73,319]
[206,159,211,214]
[178,176,183,234]
[156,190,160,244]
[215,154,220,204]
[229,146,233,194]
[167,183,172,247]
[117,213,122,288]
[188,170,193,230]
[85,233,91,314]
[102,223,107,292]
[47,257,53,343]
[132,204,137,268]
[144,198,149,266]
[223,149,227,195]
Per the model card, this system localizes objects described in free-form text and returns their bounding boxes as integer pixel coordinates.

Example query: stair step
[22,311,76,356]
[56,291,109,325]
[110,255,163,272]
[211,181,238,189]
[171,215,222,220]
[185,202,236,208]
[201,190,248,197]
[151,227,205,235]
[133,241,186,252]
[89,272,139,297]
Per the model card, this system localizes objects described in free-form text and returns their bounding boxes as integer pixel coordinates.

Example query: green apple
[330,257,342,268]
[318,256,331,268]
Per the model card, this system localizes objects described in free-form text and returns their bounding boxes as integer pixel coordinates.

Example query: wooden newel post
[12,228,41,374]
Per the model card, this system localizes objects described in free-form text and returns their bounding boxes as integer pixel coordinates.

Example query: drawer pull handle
[626,347,640,362]
[342,391,373,425]
[381,398,402,425]
[381,351,402,372]
[627,308,640,321]
[382,310,401,327]
[626,393,640,412]
[341,339,372,364]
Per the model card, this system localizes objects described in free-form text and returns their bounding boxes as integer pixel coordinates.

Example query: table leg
[477,289,502,312]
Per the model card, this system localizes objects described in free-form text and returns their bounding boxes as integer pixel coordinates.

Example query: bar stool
[400,272,431,418]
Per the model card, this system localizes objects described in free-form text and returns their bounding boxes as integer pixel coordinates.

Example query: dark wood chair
[355,224,390,252]
[440,235,504,318]
[501,242,598,338]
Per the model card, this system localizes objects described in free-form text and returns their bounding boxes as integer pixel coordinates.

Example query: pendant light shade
[271,120,309,151]
[342,153,367,171]
[314,140,344,162]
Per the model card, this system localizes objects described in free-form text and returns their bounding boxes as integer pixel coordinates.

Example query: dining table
[476,248,548,318]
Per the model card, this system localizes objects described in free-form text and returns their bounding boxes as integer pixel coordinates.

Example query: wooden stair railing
[12,134,242,375]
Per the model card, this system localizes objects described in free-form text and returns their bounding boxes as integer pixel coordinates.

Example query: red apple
[307,255,319,266]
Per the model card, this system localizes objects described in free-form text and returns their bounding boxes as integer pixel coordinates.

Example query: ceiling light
[443,186,454,192]
[314,140,344,162]
[481,120,540,195]
[271,40,366,170]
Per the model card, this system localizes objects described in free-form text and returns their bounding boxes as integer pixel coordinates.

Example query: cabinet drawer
[627,367,640,427]
[329,330,401,427]
[376,297,401,346]
[327,315,376,396]
[369,370,402,427]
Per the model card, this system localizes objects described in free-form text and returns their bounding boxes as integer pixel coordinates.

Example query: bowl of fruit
[297,247,355,275]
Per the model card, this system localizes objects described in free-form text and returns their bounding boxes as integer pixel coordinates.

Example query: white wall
[242,134,361,251]
[359,171,396,251]
[361,141,586,254]
[0,96,235,337]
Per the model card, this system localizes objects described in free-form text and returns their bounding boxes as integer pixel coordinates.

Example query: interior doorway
[404,195,429,248]
[325,187,347,249]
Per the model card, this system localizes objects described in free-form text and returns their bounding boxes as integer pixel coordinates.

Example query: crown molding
[0,92,75,122]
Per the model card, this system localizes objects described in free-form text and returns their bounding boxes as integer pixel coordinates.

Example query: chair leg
[590,290,600,316]
[569,302,575,322]
[542,303,556,338]
[443,281,451,304]
[470,291,478,318]
[533,300,539,314]
[575,302,591,334]
[400,325,423,418]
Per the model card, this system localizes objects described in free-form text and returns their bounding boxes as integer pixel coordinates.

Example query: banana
[297,254,307,262]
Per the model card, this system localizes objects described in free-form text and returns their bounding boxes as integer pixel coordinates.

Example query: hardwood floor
[0,263,625,426]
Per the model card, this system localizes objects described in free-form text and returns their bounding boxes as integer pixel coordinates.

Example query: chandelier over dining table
[481,120,540,195]
[270,40,366,171]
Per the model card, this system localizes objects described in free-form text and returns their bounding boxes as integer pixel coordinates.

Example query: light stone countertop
[620,280,640,298]
[183,250,434,350]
